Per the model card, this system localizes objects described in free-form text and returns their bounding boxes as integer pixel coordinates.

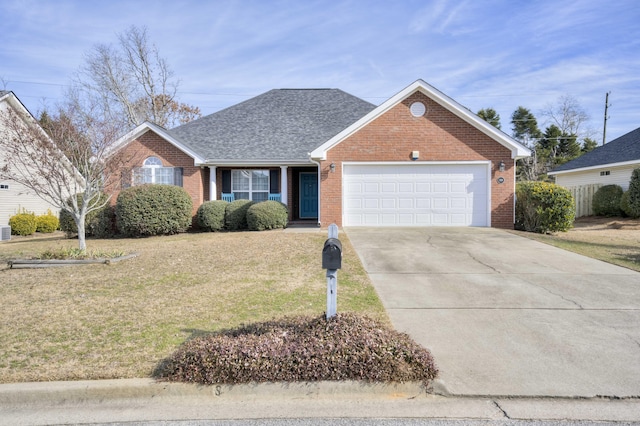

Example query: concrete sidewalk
[345,227,640,398]
[1,379,640,425]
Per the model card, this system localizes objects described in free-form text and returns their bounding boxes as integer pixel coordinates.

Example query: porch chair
[268,193,281,202]
[221,193,235,202]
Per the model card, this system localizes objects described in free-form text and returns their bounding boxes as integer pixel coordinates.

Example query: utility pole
[603,92,611,146]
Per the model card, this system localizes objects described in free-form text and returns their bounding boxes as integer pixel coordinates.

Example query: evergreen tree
[477,108,501,129]
[627,168,640,218]
[581,138,598,153]
[511,106,542,143]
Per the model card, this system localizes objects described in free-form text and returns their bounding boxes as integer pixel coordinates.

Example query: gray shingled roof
[168,89,376,162]
[551,127,640,173]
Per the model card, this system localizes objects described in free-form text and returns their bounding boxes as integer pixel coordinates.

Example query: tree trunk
[75,213,87,252]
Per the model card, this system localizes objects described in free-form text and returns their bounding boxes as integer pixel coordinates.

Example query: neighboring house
[106,80,530,229]
[0,91,62,225]
[549,127,640,190]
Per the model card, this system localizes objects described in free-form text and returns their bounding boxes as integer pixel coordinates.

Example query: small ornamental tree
[0,94,123,251]
[626,168,640,218]
[516,181,575,233]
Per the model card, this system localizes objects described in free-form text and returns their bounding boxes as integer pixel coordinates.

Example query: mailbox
[322,238,342,270]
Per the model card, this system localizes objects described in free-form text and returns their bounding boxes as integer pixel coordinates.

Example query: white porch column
[280,166,288,206]
[209,166,217,201]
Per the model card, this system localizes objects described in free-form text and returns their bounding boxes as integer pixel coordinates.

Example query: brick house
[106,80,530,228]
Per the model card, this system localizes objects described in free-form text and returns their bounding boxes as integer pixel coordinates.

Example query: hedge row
[56,186,289,239]
[591,168,640,219]
[8,210,60,236]
[198,199,288,232]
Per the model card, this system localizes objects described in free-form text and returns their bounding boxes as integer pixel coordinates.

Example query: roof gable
[549,127,640,175]
[107,121,206,164]
[310,79,531,160]
[168,89,376,163]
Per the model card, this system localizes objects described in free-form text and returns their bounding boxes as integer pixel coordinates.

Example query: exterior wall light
[330,162,336,173]
[499,160,505,172]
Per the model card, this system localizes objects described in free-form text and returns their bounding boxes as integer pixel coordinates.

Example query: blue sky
[2,0,638,142]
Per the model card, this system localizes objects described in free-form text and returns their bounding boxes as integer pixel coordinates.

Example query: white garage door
[343,163,489,226]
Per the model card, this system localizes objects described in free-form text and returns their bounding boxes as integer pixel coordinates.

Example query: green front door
[300,172,318,218]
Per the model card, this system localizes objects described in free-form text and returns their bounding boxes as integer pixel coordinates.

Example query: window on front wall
[132,156,183,187]
[600,171,611,176]
[231,170,269,201]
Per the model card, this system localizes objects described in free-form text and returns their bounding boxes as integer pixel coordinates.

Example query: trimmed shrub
[516,181,575,233]
[36,210,59,233]
[116,184,193,237]
[620,191,638,218]
[225,199,254,231]
[59,193,109,237]
[155,313,438,386]
[91,205,117,238]
[197,200,228,232]
[247,201,288,231]
[592,184,624,217]
[9,212,37,236]
[626,168,640,218]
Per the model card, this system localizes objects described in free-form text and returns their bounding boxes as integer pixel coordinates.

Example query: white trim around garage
[341,161,491,227]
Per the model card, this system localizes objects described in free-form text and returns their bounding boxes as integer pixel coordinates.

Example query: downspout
[309,156,322,227]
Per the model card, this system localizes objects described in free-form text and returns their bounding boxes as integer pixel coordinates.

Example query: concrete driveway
[345,227,640,398]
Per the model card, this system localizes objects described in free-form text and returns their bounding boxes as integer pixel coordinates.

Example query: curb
[0,379,430,405]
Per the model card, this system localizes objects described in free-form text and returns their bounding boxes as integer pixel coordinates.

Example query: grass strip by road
[0,231,387,383]
[510,220,640,272]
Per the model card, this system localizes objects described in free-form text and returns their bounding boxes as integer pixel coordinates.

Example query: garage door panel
[343,164,488,227]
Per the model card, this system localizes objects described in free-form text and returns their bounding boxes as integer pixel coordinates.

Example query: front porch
[208,165,319,224]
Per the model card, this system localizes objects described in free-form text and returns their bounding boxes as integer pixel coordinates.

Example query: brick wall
[321,91,515,229]
[105,130,204,216]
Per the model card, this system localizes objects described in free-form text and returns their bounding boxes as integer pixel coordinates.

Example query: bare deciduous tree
[541,94,593,140]
[0,95,125,251]
[74,25,200,130]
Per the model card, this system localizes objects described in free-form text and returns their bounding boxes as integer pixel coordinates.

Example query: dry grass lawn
[511,216,640,272]
[0,230,386,384]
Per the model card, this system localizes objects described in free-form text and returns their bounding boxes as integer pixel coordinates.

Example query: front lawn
[511,216,640,272]
[0,231,387,383]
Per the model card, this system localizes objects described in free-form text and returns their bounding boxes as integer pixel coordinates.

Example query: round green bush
[626,168,640,218]
[247,201,288,231]
[225,199,254,231]
[91,205,117,238]
[9,212,37,236]
[197,200,228,232]
[36,211,59,233]
[620,191,638,218]
[116,184,193,237]
[592,184,624,217]
[59,193,109,237]
[516,181,575,233]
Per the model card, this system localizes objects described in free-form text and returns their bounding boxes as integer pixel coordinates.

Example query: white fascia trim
[342,160,491,166]
[107,122,206,165]
[548,160,640,176]
[202,159,313,166]
[310,79,531,161]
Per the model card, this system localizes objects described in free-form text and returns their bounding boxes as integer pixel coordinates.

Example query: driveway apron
[345,227,640,398]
